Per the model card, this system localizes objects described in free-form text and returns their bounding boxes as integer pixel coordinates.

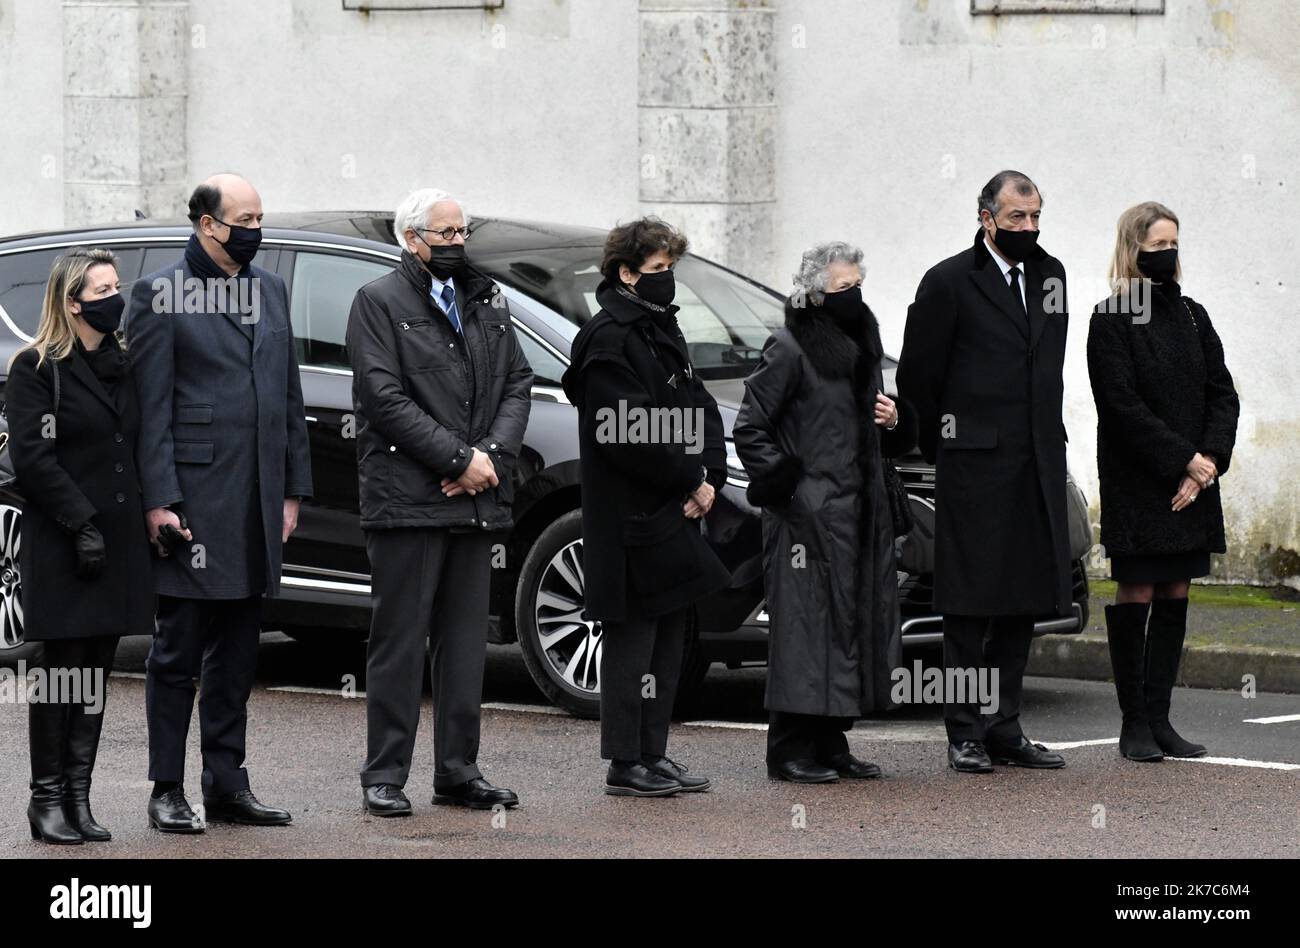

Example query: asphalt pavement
[0,633,1297,858]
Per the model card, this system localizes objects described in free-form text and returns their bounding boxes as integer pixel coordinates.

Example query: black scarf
[614,282,677,331]
[184,233,250,282]
[76,336,128,403]
[1155,279,1182,304]
[184,233,257,333]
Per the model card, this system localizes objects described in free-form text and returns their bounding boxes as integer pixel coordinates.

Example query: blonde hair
[8,247,119,371]
[1109,201,1180,294]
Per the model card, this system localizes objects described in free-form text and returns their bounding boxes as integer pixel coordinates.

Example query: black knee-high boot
[27,698,82,845]
[1104,602,1163,762]
[1145,598,1207,758]
[63,636,118,841]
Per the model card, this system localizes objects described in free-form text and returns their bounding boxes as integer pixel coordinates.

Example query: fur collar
[784,295,882,380]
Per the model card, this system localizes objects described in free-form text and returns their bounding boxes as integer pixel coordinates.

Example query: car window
[289,252,393,369]
[0,246,143,339]
[474,249,785,380]
[514,329,566,388]
[142,243,278,277]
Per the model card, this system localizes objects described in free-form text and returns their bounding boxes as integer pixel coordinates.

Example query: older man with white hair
[346,188,532,815]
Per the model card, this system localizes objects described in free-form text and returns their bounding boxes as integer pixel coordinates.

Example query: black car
[0,213,1092,717]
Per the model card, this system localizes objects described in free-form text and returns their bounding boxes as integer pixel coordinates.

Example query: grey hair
[393,187,469,251]
[977,170,1040,223]
[792,241,864,306]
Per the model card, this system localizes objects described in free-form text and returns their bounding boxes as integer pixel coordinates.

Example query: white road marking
[482,701,566,716]
[267,684,363,697]
[1041,738,1120,749]
[681,720,768,731]
[1243,713,1300,725]
[1169,755,1300,772]
[105,677,1300,772]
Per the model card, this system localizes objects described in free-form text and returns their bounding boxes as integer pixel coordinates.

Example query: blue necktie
[441,283,463,335]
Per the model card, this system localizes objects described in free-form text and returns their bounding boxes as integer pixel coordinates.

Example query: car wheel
[0,501,28,653]
[516,509,708,719]
[516,511,602,718]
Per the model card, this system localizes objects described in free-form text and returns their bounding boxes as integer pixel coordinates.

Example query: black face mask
[820,284,864,332]
[214,219,263,267]
[989,223,1040,263]
[76,293,125,334]
[417,236,467,281]
[1137,248,1179,284]
[632,268,676,307]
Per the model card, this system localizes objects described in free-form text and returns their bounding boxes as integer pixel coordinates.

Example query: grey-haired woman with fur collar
[733,243,916,784]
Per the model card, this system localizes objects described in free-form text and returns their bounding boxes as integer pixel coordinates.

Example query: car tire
[516,509,704,720]
[0,497,33,662]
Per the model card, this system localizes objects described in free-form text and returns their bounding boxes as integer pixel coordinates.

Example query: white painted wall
[1,0,1295,583]
[0,0,66,236]
[184,0,642,232]
[774,0,1300,584]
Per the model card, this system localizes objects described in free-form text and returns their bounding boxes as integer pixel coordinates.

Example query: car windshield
[472,247,786,380]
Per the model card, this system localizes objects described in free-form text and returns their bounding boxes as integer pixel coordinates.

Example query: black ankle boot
[1104,602,1163,762]
[64,705,111,841]
[27,702,82,845]
[1145,598,1207,758]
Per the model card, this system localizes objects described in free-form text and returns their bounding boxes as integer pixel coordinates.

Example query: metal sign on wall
[972,0,1164,13]
[342,0,505,11]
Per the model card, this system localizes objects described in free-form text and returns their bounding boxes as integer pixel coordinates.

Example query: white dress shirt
[985,237,1028,311]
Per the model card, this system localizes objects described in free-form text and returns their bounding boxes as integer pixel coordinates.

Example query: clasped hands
[441,447,500,497]
[1173,452,1218,512]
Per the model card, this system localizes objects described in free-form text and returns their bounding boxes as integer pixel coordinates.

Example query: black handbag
[882,459,913,539]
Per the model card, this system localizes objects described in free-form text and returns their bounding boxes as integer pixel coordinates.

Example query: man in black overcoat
[126,174,313,830]
[897,170,1071,773]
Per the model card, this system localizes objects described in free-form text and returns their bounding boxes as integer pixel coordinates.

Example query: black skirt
[1110,551,1211,584]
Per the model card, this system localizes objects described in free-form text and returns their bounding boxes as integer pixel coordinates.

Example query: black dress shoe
[988,736,1066,769]
[362,784,412,817]
[203,789,292,825]
[947,741,994,773]
[432,777,519,810]
[148,788,204,834]
[767,759,840,783]
[643,756,711,792]
[604,761,680,797]
[821,752,882,779]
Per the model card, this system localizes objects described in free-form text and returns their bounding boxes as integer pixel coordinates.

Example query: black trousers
[766,711,853,766]
[599,608,688,762]
[362,528,493,790]
[941,613,1034,746]
[145,595,261,797]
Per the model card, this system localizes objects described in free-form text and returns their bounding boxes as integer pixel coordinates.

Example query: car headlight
[724,438,749,486]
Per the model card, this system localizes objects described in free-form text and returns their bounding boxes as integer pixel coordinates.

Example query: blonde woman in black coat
[1087,202,1239,762]
[6,248,159,843]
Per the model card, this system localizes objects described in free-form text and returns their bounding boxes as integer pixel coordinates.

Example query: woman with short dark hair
[6,248,158,843]
[561,217,731,797]
[1088,202,1239,762]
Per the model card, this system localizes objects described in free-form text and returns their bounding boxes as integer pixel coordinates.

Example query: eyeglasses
[417,226,471,242]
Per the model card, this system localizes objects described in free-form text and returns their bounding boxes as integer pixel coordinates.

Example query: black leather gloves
[156,508,190,555]
[73,522,106,580]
